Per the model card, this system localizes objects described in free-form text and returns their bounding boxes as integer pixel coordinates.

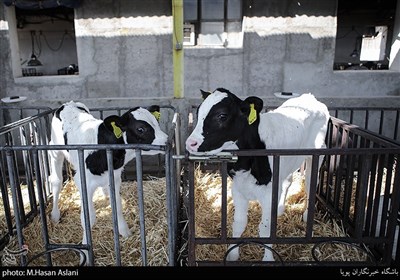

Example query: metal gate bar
[185,116,400,266]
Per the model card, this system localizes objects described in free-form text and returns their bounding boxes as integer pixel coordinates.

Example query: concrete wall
[1,0,399,102]
[0,0,173,102]
[185,0,400,99]
[1,0,400,143]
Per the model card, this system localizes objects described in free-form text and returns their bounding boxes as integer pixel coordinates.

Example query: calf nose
[186,138,199,152]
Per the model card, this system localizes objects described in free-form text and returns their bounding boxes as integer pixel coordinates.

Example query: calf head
[57,102,167,148]
[103,106,168,150]
[186,88,263,154]
[55,100,90,120]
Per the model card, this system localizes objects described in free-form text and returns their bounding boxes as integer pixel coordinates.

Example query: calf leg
[113,177,131,237]
[226,183,248,262]
[302,156,324,222]
[99,179,130,237]
[49,150,65,223]
[101,185,109,198]
[277,174,292,216]
[79,182,97,266]
[259,187,274,261]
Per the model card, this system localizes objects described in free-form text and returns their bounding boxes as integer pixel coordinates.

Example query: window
[183,0,243,47]
[12,6,78,77]
[334,0,397,70]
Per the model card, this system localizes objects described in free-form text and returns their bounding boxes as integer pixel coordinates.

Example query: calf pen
[1,104,399,267]
[0,105,181,266]
[182,106,400,266]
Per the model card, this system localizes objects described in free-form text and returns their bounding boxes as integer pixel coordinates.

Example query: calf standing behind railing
[48,101,168,264]
[185,88,330,262]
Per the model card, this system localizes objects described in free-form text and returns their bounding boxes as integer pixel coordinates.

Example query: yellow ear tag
[151,111,161,121]
[248,103,257,125]
[111,121,123,138]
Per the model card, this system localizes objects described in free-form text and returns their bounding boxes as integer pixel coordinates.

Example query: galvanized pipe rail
[184,116,400,266]
[0,105,181,266]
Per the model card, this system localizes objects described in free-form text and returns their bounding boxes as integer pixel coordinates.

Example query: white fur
[187,93,330,262]
[48,101,168,264]
[185,91,227,153]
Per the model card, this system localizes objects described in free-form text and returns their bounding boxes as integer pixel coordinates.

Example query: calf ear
[55,105,65,120]
[243,96,263,125]
[200,89,212,100]
[147,105,161,122]
[104,115,125,139]
[244,96,263,112]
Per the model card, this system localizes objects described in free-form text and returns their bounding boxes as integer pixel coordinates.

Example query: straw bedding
[1,164,375,266]
[1,177,169,266]
[192,165,370,263]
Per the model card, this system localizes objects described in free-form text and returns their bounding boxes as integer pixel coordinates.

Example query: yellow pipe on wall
[172,0,184,98]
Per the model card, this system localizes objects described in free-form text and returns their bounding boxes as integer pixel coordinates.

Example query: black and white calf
[185,88,330,261]
[49,101,168,256]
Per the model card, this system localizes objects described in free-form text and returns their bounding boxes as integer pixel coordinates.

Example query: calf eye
[217,114,227,122]
[137,127,145,134]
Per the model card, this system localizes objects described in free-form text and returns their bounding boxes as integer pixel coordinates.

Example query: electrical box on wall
[183,24,195,46]
[360,26,388,61]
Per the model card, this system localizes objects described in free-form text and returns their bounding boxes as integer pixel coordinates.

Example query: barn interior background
[0,0,399,268]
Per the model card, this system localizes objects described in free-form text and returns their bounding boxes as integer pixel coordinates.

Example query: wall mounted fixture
[27,30,42,66]
[350,37,361,58]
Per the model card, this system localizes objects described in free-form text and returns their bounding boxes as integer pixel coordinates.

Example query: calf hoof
[80,250,89,266]
[119,222,132,238]
[277,204,285,216]
[225,247,239,262]
[302,210,308,223]
[51,209,60,223]
[262,249,275,262]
